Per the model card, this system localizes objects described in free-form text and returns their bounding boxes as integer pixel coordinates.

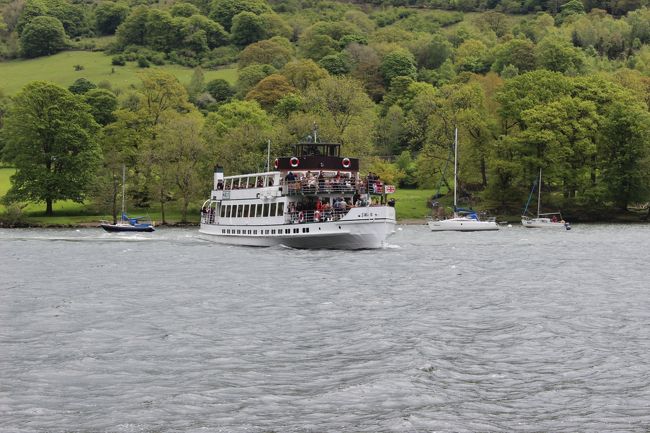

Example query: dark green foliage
[68,77,96,94]
[95,1,130,35]
[206,78,234,102]
[413,33,452,69]
[84,88,117,125]
[137,56,150,68]
[318,53,351,75]
[230,11,265,46]
[112,55,126,66]
[208,0,271,31]
[20,15,67,58]
[1,81,101,216]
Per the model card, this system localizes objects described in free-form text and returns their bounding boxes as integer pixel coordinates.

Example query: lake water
[1,224,649,432]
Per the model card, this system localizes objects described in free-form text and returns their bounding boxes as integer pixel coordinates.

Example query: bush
[137,56,150,67]
[0,204,28,227]
[112,55,126,65]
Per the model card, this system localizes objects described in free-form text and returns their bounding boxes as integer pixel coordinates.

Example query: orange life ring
[314,210,321,222]
[342,157,351,168]
[298,211,304,223]
[290,157,300,168]
[273,158,279,169]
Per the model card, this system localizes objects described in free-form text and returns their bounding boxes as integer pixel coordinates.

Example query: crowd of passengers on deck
[215,171,383,196]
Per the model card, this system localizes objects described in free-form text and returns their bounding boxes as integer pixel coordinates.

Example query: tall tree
[2,81,100,215]
[156,111,209,222]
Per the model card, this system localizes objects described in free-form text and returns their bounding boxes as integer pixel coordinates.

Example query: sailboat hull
[429,217,499,231]
[521,218,570,229]
[100,223,155,232]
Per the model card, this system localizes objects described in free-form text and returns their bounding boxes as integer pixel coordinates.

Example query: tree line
[1,0,650,220]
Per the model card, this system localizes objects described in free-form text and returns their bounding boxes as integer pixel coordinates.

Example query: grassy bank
[0,51,237,95]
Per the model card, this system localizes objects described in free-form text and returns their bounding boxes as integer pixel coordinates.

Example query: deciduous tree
[2,81,100,215]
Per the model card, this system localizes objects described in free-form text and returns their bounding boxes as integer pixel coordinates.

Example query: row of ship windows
[219,202,285,218]
[222,227,310,235]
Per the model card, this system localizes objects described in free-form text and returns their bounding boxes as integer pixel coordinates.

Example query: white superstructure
[199,142,396,249]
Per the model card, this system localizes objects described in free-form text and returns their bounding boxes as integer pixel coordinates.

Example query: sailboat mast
[453,127,458,211]
[537,167,542,218]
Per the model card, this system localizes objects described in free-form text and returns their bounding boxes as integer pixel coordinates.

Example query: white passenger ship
[199,141,396,249]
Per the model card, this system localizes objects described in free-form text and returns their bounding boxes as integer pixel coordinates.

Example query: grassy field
[0,51,237,95]
[392,188,436,220]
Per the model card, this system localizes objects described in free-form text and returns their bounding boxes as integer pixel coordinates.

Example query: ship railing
[281,180,364,196]
[200,211,216,224]
[285,209,349,224]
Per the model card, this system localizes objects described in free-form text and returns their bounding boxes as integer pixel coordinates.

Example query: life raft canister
[290,157,300,168]
[342,157,351,169]
[274,158,279,169]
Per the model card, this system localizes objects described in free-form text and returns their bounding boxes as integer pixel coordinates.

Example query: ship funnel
[214,165,224,190]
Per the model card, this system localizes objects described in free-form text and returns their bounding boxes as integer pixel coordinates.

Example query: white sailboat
[428,128,499,232]
[521,168,570,230]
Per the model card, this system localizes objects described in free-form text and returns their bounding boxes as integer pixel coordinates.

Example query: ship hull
[199,217,396,249]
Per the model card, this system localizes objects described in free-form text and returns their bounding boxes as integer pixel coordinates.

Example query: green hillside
[0,51,237,95]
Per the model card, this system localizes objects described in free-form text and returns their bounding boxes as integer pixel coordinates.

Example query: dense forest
[1,0,650,222]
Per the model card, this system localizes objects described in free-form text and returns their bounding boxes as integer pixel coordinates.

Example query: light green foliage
[497,70,573,131]
[303,75,376,157]
[235,63,276,97]
[245,74,295,109]
[20,15,66,58]
[380,49,417,84]
[238,38,293,69]
[367,157,405,186]
[170,2,200,18]
[186,66,205,102]
[535,35,585,74]
[154,110,208,221]
[202,99,272,174]
[626,7,650,45]
[300,20,360,61]
[1,81,100,215]
[571,11,631,59]
[491,38,536,74]
[455,39,491,74]
[280,59,329,91]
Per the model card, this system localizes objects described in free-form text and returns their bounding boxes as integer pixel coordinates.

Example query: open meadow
[0,51,237,95]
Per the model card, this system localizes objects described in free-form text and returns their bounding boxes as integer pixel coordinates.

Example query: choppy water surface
[1,225,649,432]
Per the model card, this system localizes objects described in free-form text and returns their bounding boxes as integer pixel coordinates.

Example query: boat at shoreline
[521,168,571,230]
[428,128,498,232]
[199,140,396,249]
[99,166,155,233]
